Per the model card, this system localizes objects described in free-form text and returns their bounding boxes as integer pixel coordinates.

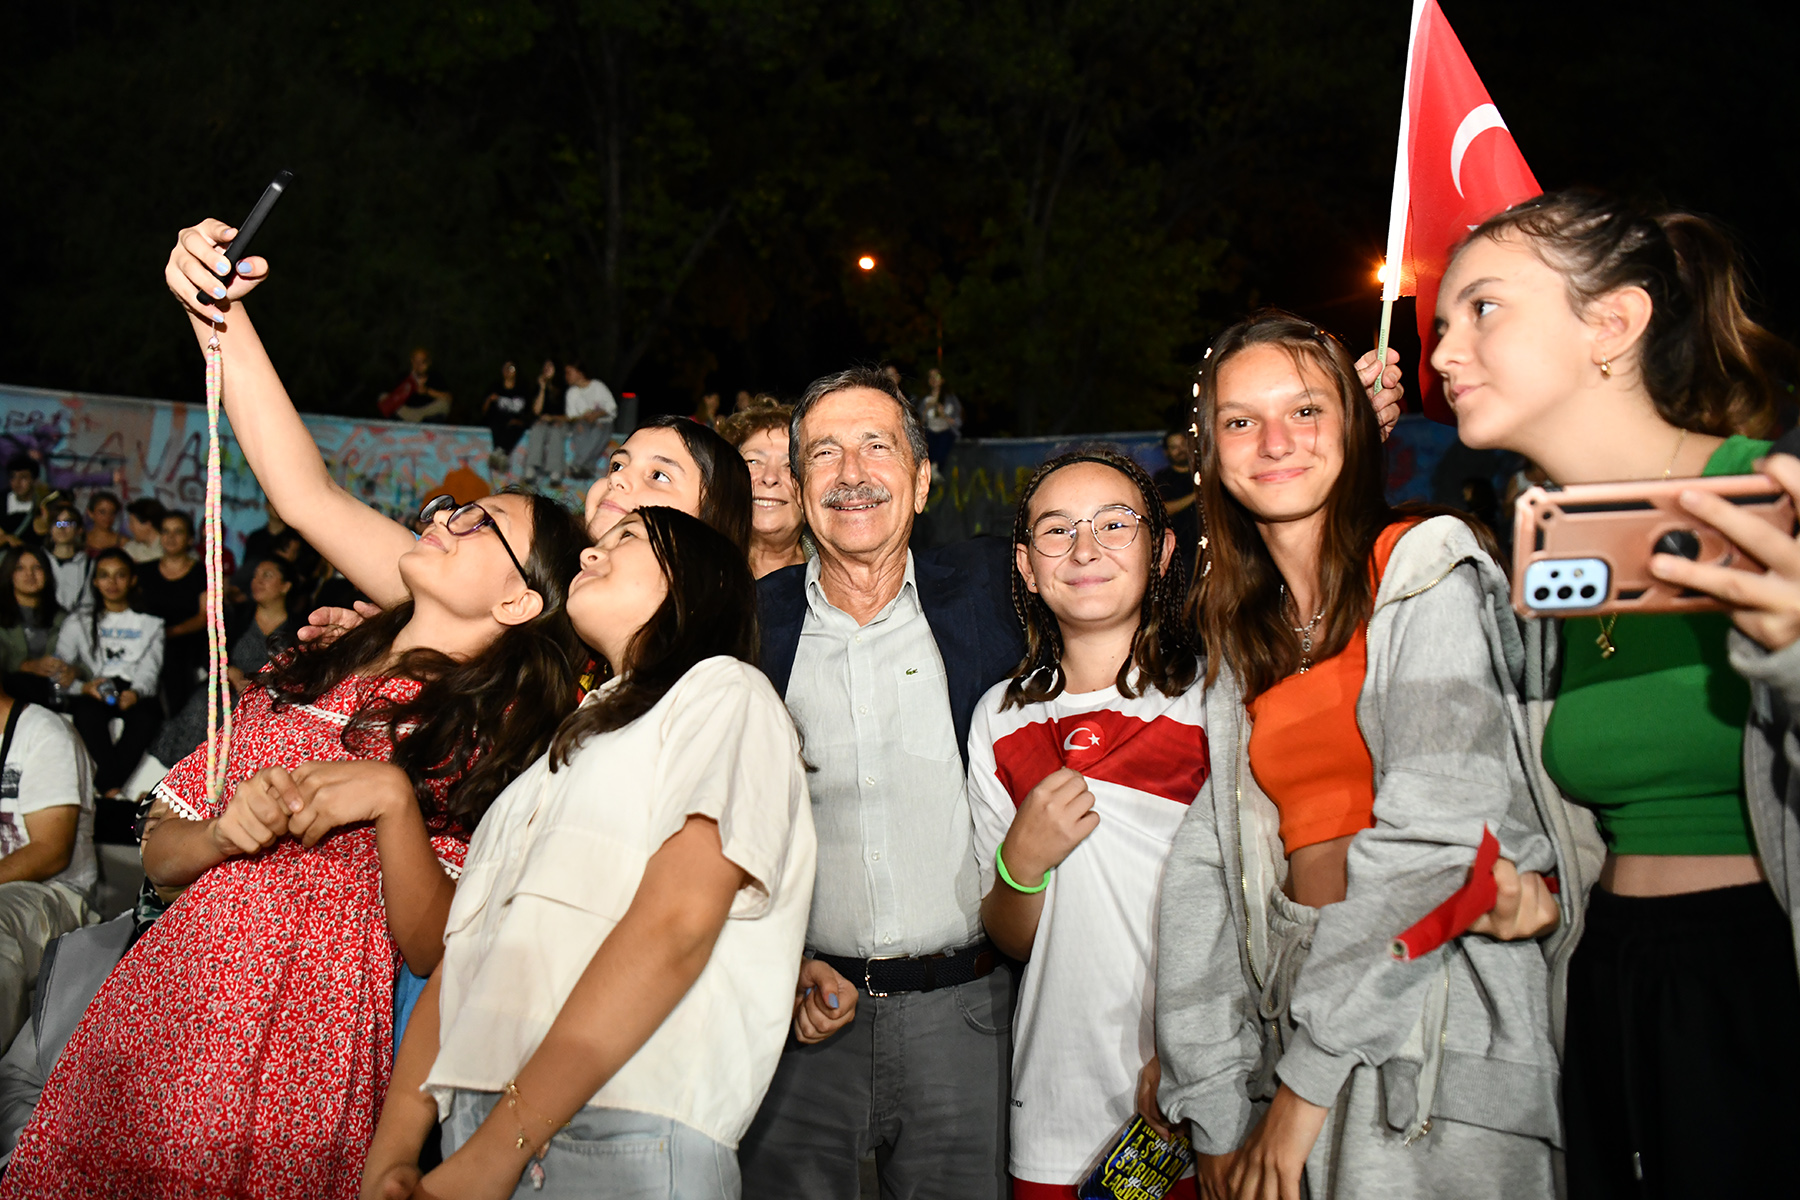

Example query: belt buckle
[863,952,905,999]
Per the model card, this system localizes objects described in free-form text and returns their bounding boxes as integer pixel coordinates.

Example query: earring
[1599,358,1612,378]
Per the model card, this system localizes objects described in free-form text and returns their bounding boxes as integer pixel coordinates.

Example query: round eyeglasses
[1028,505,1144,557]
[417,494,529,583]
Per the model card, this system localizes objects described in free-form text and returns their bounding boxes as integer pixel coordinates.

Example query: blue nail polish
[238,261,254,274]
[803,986,813,997]
[212,286,226,299]
[827,992,839,1009]
[216,259,230,275]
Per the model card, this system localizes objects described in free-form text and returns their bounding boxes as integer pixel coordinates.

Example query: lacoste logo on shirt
[905,668,918,675]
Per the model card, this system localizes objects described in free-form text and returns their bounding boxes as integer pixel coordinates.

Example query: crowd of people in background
[0,183,1787,1200]
[394,340,968,515]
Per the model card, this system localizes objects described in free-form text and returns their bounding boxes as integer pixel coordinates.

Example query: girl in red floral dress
[0,220,591,1200]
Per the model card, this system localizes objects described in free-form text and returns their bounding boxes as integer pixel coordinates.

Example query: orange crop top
[1246,521,1417,855]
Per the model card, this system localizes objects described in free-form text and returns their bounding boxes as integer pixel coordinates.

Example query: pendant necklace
[1595,428,1688,660]
[1281,584,1324,674]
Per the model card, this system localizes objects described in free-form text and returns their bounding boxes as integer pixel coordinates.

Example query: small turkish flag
[1381,0,1540,421]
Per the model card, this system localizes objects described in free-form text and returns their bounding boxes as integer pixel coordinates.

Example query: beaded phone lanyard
[202,330,234,803]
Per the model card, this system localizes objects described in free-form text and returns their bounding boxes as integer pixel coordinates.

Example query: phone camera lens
[1556,585,1573,600]
[1580,584,1597,599]
[1533,586,1551,601]
[1549,569,1561,579]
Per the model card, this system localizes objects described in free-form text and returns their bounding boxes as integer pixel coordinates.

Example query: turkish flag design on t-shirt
[991,707,1209,809]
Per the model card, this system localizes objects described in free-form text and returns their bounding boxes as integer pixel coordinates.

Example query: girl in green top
[1434,188,1798,1198]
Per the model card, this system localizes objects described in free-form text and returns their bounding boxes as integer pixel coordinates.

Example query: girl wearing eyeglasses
[0,224,591,1200]
[964,447,1204,1199]
[1156,311,1570,1200]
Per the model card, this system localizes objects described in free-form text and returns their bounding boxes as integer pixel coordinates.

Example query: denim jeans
[444,1090,740,1200]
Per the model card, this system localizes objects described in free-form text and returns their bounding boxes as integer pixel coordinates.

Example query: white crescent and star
[1062,727,1102,752]
[1449,102,1509,198]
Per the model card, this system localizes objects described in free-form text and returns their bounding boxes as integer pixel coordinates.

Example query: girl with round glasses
[967,448,1205,1199]
[1156,311,1570,1200]
[0,220,592,1200]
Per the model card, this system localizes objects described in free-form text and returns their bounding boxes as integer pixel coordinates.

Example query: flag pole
[1376,0,1428,395]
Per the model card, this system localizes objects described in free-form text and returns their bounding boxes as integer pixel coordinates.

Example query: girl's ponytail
[1657,211,1789,438]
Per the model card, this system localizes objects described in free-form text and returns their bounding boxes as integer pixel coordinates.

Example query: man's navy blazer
[756,537,1027,768]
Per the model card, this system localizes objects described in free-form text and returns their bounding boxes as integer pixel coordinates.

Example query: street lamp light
[857,255,876,271]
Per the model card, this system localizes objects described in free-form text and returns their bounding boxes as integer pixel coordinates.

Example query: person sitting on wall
[480,361,535,473]
[0,459,42,551]
[561,360,618,483]
[379,347,454,424]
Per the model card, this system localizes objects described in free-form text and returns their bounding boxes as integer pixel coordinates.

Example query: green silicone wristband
[995,842,1050,894]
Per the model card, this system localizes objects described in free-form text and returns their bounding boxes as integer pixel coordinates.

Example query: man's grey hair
[788,366,930,480]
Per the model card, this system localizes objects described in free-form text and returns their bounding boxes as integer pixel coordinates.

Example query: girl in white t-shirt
[968,448,1205,1200]
[362,507,815,1200]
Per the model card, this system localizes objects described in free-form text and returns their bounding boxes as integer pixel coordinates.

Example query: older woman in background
[718,396,809,579]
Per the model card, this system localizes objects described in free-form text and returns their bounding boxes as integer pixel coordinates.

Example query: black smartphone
[195,168,295,306]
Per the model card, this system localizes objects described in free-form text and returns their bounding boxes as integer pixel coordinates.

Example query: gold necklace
[1595,428,1689,660]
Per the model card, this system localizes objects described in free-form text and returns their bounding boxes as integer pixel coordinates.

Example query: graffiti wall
[0,381,1509,562]
[0,384,494,560]
[913,432,1169,545]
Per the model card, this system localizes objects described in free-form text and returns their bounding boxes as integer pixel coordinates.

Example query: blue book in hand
[1077,1114,1196,1200]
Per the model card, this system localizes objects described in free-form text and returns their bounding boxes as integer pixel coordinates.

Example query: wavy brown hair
[260,488,590,832]
[1003,447,1199,709]
[1463,189,1792,438]
[550,507,761,766]
[1190,311,1497,701]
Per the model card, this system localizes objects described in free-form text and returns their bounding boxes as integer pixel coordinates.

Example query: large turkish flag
[1381,0,1540,421]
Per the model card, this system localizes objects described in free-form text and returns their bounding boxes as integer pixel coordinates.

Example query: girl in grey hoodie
[1156,312,1576,1199]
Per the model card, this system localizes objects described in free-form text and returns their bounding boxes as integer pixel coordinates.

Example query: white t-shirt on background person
[968,674,1210,1186]
[53,611,164,697]
[426,656,816,1148]
[0,705,96,901]
[563,379,618,423]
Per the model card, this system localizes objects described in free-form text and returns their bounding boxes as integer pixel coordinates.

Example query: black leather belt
[814,940,999,998]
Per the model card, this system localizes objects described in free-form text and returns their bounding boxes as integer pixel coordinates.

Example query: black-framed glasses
[418,495,530,583]
[1029,505,1144,557]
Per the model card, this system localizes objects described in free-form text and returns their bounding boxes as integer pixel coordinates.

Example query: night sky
[2,1,1793,434]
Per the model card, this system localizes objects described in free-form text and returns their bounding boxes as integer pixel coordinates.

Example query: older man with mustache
[739,367,1026,1200]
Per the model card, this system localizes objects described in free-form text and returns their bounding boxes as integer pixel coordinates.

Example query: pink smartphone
[1510,474,1796,619]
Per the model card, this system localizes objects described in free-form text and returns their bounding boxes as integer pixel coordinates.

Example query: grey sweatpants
[1304,1065,1555,1198]
[738,968,1014,1200]
[524,420,567,480]
[1261,891,1555,1199]
[444,1091,739,1199]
